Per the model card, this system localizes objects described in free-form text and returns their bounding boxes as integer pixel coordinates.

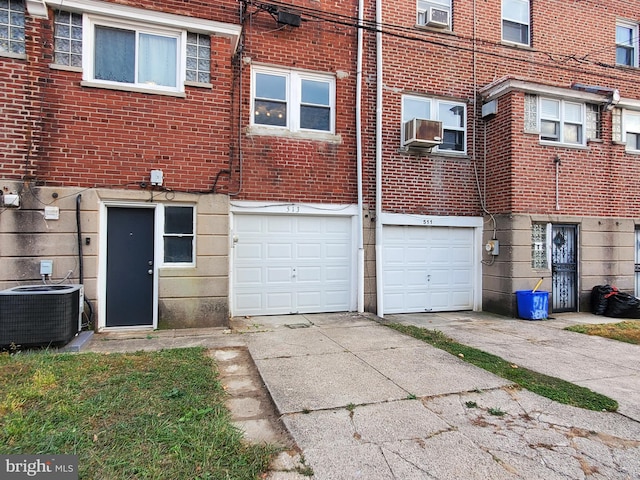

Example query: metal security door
[636,228,640,297]
[551,224,577,312]
[106,207,155,327]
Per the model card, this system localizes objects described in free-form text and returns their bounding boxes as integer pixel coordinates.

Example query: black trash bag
[590,285,617,315]
[604,292,640,319]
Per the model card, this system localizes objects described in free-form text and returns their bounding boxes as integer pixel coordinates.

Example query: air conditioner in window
[403,118,443,149]
[422,7,449,28]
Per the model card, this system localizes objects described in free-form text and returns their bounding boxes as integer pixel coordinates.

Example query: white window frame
[251,66,336,135]
[417,0,451,30]
[402,95,467,154]
[622,110,640,152]
[539,98,585,146]
[161,204,196,267]
[83,15,185,94]
[501,0,530,46]
[616,20,638,67]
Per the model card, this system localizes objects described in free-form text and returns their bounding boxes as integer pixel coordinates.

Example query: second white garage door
[383,225,475,313]
[233,214,354,316]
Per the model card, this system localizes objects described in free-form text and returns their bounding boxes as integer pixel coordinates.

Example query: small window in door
[163,206,195,265]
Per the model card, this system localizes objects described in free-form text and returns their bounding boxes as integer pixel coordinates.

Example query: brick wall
[1,1,239,194]
[235,0,359,204]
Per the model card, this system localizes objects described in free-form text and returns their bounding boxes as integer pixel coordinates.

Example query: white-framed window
[0,0,25,56]
[402,95,466,153]
[623,110,640,152]
[417,0,451,30]
[85,16,183,92]
[52,7,213,93]
[163,205,195,265]
[502,0,530,46]
[252,66,335,134]
[616,21,638,67]
[539,98,584,145]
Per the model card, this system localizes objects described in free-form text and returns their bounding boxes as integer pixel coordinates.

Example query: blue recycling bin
[515,290,549,320]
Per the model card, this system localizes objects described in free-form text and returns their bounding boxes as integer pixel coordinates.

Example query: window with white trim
[417,0,451,30]
[616,21,638,67]
[0,0,25,56]
[502,0,529,46]
[539,98,584,145]
[163,206,195,265]
[52,10,211,93]
[623,110,640,152]
[252,67,335,133]
[402,95,466,153]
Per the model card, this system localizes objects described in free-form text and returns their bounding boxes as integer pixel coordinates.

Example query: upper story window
[0,0,25,56]
[89,18,182,91]
[402,95,466,153]
[163,205,195,265]
[540,98,584,145]
[616,21,638,67]
[502,0,530,46]
[623,111,640,152]
[252,66,335,134]
[417,0,451,30]
[525,94,600,145]
[50,1,233,95]
[54,10,83,67]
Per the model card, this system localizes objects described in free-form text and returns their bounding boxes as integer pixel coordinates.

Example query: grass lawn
[388,324,618,413]
[564,320,640,345]
[0,347,278,479]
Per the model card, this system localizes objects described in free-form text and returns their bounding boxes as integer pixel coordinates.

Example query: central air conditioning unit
[403,118,443,149]
[0,284,83,349]
[420,7,450,28]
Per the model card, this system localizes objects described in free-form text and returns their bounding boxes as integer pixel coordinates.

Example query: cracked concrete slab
[254,352,408,414]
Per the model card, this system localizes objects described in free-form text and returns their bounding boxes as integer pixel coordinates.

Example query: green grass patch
[0,348,278,479]
[388,324,618,413]
[564,320,640,345]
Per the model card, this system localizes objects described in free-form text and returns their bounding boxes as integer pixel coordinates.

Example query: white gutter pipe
[374,0,384,317]
[356,0,365,313]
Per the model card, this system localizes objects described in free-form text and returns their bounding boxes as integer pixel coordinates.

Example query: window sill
[0,51,26,60]
[414,24,454,35]
[50,64,83,73]
[246,125,342,144]
[185,81,213,89]
[81,80,186,97]
[625,148,640,155]
[500,41,533,50]
[539,141,588,150]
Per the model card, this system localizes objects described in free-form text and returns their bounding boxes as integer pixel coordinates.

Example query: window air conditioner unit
[425,7,449,28]
[403,118,443,149]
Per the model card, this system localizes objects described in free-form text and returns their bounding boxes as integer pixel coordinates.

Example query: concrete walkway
[83,311,640,479]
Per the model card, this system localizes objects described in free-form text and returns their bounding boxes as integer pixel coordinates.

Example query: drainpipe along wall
[356,0,364,312]
[374,0,384,316]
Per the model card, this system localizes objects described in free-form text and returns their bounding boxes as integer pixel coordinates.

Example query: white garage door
[383,225,474,313]
[233,214,354,316]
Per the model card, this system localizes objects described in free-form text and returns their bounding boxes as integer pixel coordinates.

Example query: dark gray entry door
[551,224,577,312]
[106,207,155,327]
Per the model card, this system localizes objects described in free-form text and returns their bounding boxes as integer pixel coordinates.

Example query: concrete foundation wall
[483,214,638,317]
[0,181,229,329]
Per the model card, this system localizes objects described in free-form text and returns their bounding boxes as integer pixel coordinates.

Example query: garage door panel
[383,225,475,314]
[233,214,353,315]
[235,266,263,284]
[235,243,262,261]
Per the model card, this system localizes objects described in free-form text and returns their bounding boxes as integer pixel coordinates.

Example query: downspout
[76,194,83,284]
[356,0,364,312]
[374,0,384,317]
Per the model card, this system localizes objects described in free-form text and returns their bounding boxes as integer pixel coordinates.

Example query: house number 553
[287,206,300,213]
